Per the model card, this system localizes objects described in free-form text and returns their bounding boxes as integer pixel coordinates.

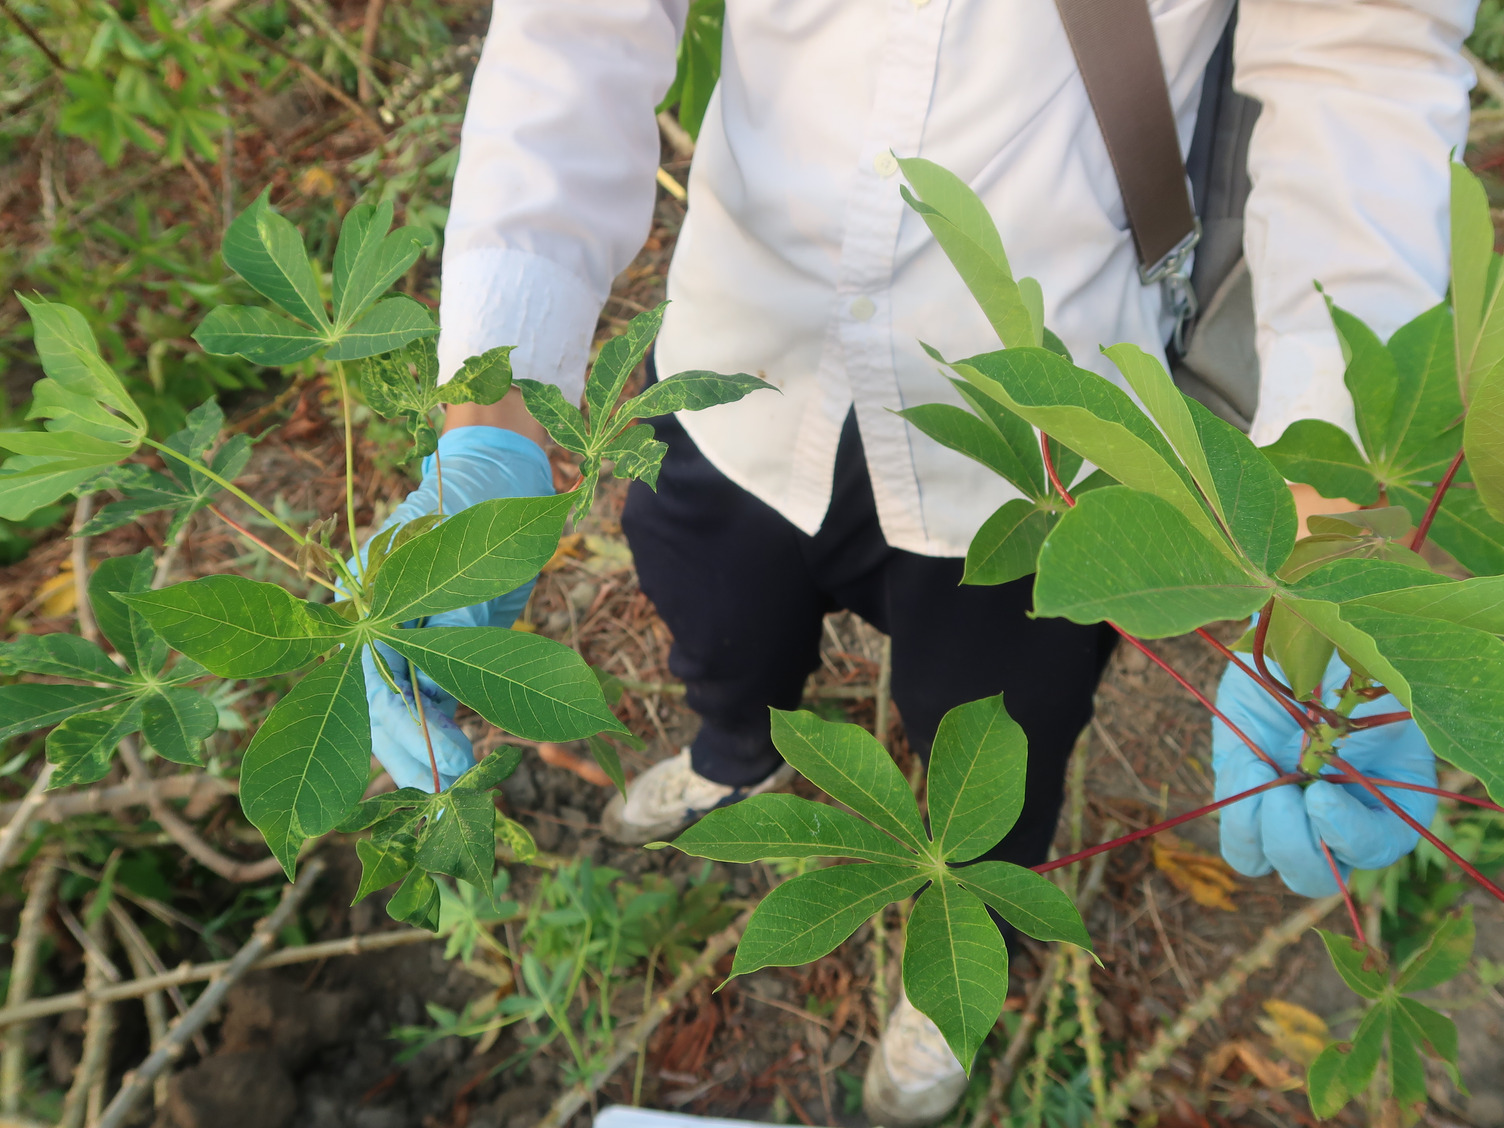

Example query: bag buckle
[1140,220,1201,354]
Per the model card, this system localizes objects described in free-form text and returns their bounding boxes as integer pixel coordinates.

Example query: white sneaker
[600,748,793,845]
[863,993,969,1127]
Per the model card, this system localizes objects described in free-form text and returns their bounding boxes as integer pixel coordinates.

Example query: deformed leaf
[354,831,418,904]
[417,787,497,894]
[1316,930,1386,1000]
[444,346,514,407]
[46,704,142,788]
[515,379,589,454]
[454,746,524,792]
[586,303,664,425]
[388,868,441,931]
[614,369,773,424]
[598,424,667,489]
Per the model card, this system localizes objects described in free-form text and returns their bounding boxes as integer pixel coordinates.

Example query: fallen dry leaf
[1232,1040,1301,1091]
[37,564,77,617]
[542,532,586,572]
[536,741,613,787]
[1152,831,1241,910]
[1258,998,1329,1067]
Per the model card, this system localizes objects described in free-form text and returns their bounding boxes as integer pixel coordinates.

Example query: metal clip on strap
[1141,220,1201,353]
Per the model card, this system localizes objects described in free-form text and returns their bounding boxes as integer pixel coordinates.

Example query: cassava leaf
[192,306,323,365]
[899,403,1047,498]
[1466,361,1504,524]
[769,710,929,854]
[239,648,370,876]
[221,190,329,330]
[19,296,146,442]
[1034,486,1269,637]
[324,296,437,362]
[453,746,524,792]
[417,787,496,894]
[614,370,773,424]
[1396,906,1473,993]
[1452,161,1501,400]
[955,862,1091,948]
[90,549,166,675]
[515,379,589,455]
[376,627,626,741]
[368,494,573,624]
[598,424,666,489]
[388,868,441,931]
[902,879,1008,1072]
[125,576,354,678]
[331,201,433,330]
[139,687,217,765]
[926,693,1027,863]
[728,863,925,976]
[354,831,418,904]
[587,304,665,426]
[674,793,919,863]
[46,704,143,788]
[962,499,1053,586]
[1263,420,1381,506]
[1316,930,1386,1000]
[586,735,627,797]
[0,634,130,684]
[0,685,133,742]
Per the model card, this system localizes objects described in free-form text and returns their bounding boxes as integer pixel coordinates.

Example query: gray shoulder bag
[1053,0,1261,431]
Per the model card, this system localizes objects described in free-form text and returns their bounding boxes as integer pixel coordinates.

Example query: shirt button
[850,296,877,321]
[873,151,899,178]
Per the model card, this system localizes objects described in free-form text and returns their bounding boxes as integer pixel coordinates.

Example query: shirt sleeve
[437,0,688,400]
[1234,0,1477,448]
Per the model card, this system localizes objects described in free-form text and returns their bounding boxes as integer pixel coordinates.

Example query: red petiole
[1321,839,1367,945]
[1409,447,1466,552]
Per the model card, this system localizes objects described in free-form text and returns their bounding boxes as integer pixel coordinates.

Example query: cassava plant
[0,188,769,931]
[661,157,1504,1122]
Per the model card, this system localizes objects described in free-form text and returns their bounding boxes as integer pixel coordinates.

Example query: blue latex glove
[1211,649,1437,897]
[358,426,554,792]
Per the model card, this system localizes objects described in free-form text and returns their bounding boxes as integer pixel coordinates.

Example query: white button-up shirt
[438,0,1476,557]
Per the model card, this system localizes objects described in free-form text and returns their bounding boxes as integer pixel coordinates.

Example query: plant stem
[1,854,58,1113]
[1109,628,1283,772]
[70,494,99,645]
[1041,433,1075,506]
[334,362,362,580]
[1326,773,1504,813]
[1326,753,1504,903]
[1195,627,1314,731]
[1409,447,1467,552]
[1347,710,1413,729]
[144,436,307,547]
[631,947,660,1106]
[1024,954,1068,1128]
[1033,773,1305,875]
[1322,840,1367,945]
[209,505,340,593]
[408,657,443,794]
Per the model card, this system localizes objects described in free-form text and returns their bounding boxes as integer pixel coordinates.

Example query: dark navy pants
[620,391,1115,869]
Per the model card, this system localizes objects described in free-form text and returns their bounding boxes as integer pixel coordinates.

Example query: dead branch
[358,0,386,104]
[112,907,172,1110]
[0,764,59,873]
[70,495,98,645]
[119,739,283,883]
[0,773,237,827]
[1,854,59,1113]
[1098,892,1344,1121]
[58,909,114,1128]
[0,923,438,1028]
[95,858,328,1128]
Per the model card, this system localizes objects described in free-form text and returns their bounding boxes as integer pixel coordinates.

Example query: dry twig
[0,765,58,873]
[1,855,59,1114]
[0,773,235,826]
[58,909,114,1128]
[95,858,329,1128]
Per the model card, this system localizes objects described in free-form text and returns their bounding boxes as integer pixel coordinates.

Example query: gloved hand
[1212,649,1436,897]
[358,426,554,792]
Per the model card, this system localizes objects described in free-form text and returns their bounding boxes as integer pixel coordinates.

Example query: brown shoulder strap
[1053,0,1199,279]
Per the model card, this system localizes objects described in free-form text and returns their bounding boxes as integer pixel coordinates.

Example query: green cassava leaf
[729,863,925,976]
[1316,930,1386,1000]
[239,648,370,877]
[1034,486,1269,637]
[955,862,1091,948]
[1354,574,1504,634]
[903,879,1008,1072]
[614,370,773,424]
[898,158,1038,348]
[515,379,589,455]
[0,634,130,684]
[444,346,515,407]
[368,494,573,624]
[769,709,929,854]
[951,347,1229,552]
[1393,482,1504,577]
[656,0,722,138]
[453,746,524,792]
[192,306,323,365]
[1283,558,1446,603]
[1264,602,1337,702]
[46,703,143,788]
[221,190,329,330]
[0,435,133,521]
[947,372,1053,496]
[324,296,437,362]
[125,576,354,678]
[331,200,433,330]
[1307,1042,1356,1119]
[139,687,217,765]
[388,868,441,931]
[89,549,166,676]
[0,685,133,742]
[586,304,665,426]
[926,693,1027,863]
[674,793,919,863]
[1387,1006,1428,1112]
[416,787,496,894]
[1452,160,1501,401]
[1396,906,1473,992]
[376,627,626,741]
[899,403,1047,498]
[1467,361,1504,524]
[586,735,627,797]
[354,831,418,904]
[962,499,1053,586]
[1395,997,1463,1088]
[1263,420,1381,506]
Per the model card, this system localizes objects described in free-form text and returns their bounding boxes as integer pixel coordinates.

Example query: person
[366,2,1474,1122]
